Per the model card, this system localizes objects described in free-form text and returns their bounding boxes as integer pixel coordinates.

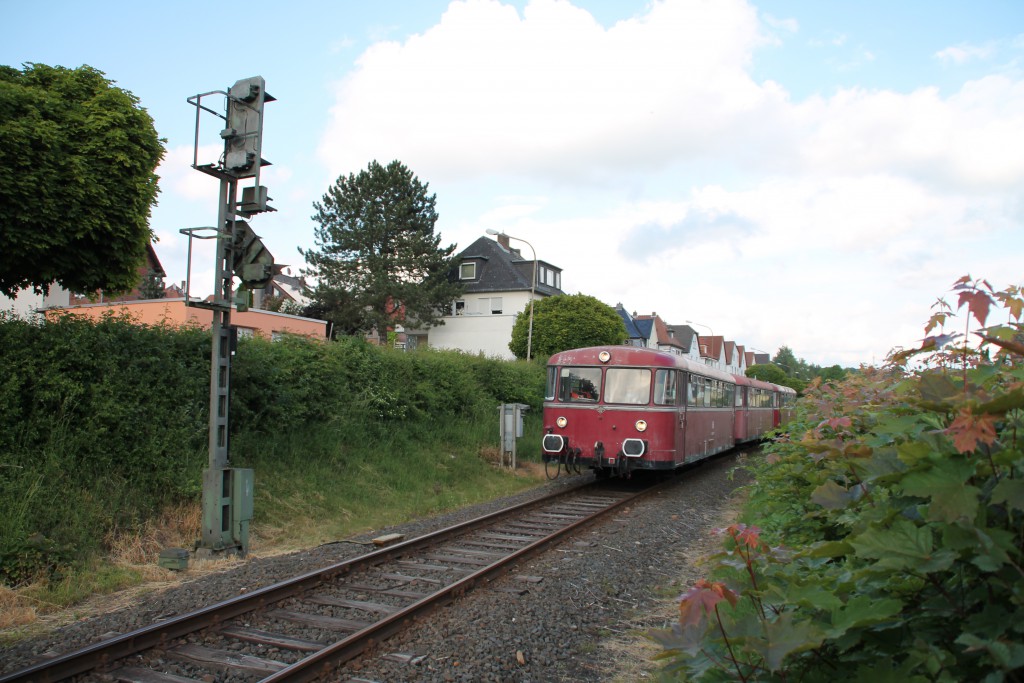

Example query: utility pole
[182,77,278,557]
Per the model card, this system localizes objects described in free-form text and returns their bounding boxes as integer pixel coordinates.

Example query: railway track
[1,475,675,683]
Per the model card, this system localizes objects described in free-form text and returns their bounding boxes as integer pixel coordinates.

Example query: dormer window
[538,264,560,289]
[459,262,476,280]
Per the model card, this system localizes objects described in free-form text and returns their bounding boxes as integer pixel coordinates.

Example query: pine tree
[302,160,462,339]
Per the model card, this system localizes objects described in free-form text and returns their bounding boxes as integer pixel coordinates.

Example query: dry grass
[104,502,203,567]
[0,586,38,631]
[1,502,212,638]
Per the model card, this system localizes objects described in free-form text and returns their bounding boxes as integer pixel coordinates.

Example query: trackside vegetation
[0,311,546,595]
[655,276,1024,681]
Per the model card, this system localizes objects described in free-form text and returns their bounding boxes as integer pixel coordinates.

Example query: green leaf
[828,595,904,636]
[811,479,862,509]
[967,526,1016,571]
[901,458,980,523]
[991,477,1024,512]
[753,612,826,671]
[806,540,854,558]
[897,441,934,466]
[849,519,956,573]
[956,632,1024,670]
[918,373,960,403]
[774,582,844,611]
[850,659,931,683]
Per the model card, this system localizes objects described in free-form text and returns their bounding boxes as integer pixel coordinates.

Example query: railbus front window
[545,366,558,401]
[559,367,602,402]
[605,368,652,404]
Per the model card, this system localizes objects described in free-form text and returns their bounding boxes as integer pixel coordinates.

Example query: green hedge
[0,312,544,585]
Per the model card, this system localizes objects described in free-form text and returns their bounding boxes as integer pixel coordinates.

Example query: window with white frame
[538,265,560,289]
[453,300,465,316]
[476,297,502,314]
[459,262,476,280]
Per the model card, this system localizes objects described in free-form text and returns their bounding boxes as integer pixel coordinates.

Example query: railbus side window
[545,366,558,401]
[654,369,678,405]
[686,374,698,406]
[559,367,602,403]
[605,368,652,404]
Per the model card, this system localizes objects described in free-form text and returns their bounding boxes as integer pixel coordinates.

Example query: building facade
[424,234,564,359]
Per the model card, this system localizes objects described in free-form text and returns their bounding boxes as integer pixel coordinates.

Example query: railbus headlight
[556,416,568,428]
[635,419,648,432]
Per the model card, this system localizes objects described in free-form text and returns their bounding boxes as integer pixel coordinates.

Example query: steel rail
[264,476,674,682]
[0,479,603,683]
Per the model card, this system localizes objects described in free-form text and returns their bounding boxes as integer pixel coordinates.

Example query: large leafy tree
[302,160,462,338]
[0,63,164,297]
[509,293,627,360]
[745,362,787,384]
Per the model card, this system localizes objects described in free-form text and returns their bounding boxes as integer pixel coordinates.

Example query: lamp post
[685,319,713,338]
[487,229,536,361]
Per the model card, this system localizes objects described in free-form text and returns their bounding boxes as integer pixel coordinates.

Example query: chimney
[496,233,510,249]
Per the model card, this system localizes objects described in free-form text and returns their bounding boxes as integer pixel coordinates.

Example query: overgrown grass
[234,414,544,550]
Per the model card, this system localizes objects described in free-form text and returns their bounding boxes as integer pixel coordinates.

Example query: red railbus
[541,346,794,478]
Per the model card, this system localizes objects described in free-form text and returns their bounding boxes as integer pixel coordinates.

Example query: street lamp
[487,229,536,361]
[685,319,714,338]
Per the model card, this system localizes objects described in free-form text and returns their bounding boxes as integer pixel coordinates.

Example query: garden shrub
[655,277,1024,681]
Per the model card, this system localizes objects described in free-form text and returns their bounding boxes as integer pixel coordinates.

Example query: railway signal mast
[182,76,277,556]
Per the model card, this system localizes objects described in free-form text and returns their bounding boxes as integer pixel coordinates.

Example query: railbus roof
[547,346,737,383]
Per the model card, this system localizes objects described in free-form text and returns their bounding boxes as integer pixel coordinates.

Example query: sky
[3,0,1023,367]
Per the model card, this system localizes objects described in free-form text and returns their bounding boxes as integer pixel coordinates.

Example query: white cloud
[320,0,775,183]
[761,13,797,33]
[794,77,1024,189]
[936,42,995,65]
[158,144,224,202]
[313,0,1024,366]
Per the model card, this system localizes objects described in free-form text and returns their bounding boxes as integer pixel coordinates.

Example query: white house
[424,234,564,359]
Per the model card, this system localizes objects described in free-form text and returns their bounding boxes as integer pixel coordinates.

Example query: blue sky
[4,0,1023,366]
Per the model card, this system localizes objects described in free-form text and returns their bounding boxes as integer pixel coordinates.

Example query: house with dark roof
[636,313,695,356]
[664,323,703,362]
[424,233,564,359]
[614,304,648,347]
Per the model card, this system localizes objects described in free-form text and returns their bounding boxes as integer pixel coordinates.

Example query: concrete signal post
[182,76,278,557]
